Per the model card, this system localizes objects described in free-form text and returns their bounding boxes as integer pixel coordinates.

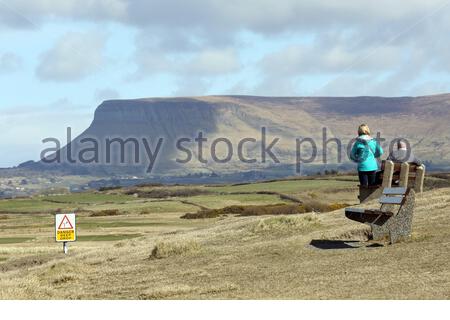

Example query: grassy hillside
[0,177,449,299]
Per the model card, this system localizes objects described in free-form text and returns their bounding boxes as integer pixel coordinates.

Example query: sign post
[55,213,76,254]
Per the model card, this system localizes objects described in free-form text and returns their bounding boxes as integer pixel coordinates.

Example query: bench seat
[345,208,394,217]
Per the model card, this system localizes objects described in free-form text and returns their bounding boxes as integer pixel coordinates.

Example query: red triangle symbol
[58,215,74,229]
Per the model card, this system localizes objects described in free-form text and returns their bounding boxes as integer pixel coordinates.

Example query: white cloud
[36,31,107,81]
[3,0,450,96]
[134,47,239,77]
[4,1,448,37]
[260,37,410,78]
[0,52,22,73]
[0,0,126,28]
[184,49,240,76]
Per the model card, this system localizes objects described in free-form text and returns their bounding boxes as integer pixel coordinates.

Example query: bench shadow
[309,239,384,250]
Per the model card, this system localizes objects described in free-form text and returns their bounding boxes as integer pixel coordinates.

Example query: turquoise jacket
[350,135,384,172]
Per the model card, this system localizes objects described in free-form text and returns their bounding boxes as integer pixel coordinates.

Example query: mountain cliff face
[32,94,450,176]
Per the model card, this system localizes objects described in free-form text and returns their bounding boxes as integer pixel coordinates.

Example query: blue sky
[1,0,450,167]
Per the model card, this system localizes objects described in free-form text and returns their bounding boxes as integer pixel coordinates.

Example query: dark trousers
[358,170,377,187]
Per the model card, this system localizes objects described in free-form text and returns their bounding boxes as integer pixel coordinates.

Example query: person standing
[350,124,384,187]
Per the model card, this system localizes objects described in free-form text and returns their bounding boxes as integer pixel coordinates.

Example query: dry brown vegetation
[89,209,121,217]
[125,188,212,199]
[150,240,202,259]
[181,201,350,219]
[1,178,449,299]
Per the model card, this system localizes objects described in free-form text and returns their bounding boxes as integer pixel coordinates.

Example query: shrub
[125,188,211,199]
[135,183,163,188]
[181,210,221,219]
[238,204,301,216]
[181,204,303,219]
[99,186,122,192]
[90,209,120,217]
[180,199,350,220]
[328,203,350,211]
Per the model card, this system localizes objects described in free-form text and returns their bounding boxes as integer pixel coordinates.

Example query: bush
[99,186,122,192]
[90,209,120,217]
[125,188,212,199]
[239,204,302,216]
[181,210,221,219]
[181,204,303,219]
[150,240,201,259]
[135,183,163,188]
[328,203,350,211]
[180,201,350,219]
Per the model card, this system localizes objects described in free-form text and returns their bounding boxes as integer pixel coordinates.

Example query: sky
[1,0,450,167]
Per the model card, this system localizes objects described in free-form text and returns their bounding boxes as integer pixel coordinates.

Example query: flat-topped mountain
[25,94,450,176]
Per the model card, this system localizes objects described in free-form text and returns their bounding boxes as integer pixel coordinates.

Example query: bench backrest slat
[382,187,407,195]
[391,162,419,171]
[379,196,404,204]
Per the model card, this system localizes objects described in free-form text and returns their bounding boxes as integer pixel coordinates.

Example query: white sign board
[55,213,76,242]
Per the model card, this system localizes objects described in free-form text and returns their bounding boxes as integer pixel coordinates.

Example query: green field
[205,179,356,194]
[0,237,35,244]
[0,177,356,250]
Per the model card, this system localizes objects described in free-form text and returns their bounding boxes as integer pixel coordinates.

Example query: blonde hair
[358,124,371,136]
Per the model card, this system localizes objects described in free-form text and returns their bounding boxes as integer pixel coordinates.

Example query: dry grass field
[0,177,449,299]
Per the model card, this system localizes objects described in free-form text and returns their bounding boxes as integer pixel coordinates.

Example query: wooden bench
[346,187,415,244]
[358,160,425,203]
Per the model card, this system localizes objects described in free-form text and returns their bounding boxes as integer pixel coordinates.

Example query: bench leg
[387,191,415,244]
[346,190,415,244]
[372,224,390,241]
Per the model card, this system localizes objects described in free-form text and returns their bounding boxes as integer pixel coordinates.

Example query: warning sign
[55,213,76,242]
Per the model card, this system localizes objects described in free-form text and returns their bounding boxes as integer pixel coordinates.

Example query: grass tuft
[150,240,201,259]
[52,275,75,285]
[251,215,321,233]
